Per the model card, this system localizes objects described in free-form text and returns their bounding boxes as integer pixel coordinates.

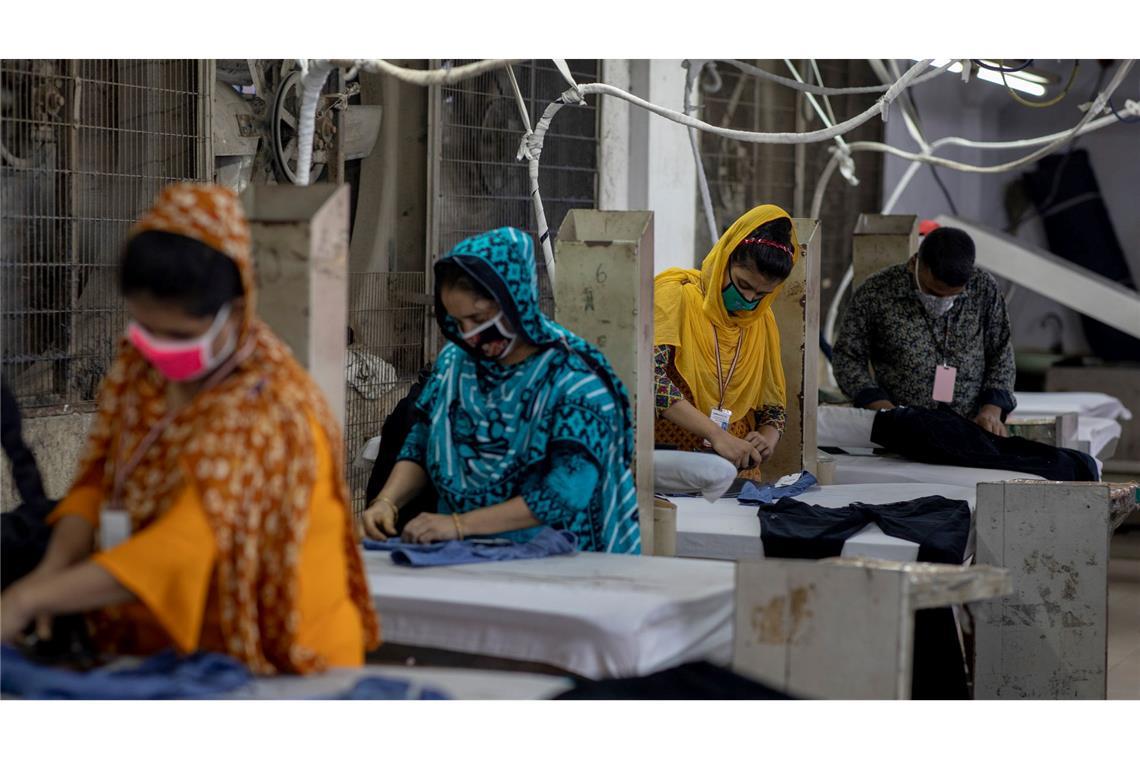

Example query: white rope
[295,60,336,186]
[783,59,859,187]
[719,58,957,96]
[572,60,932,146]
[817,61,1134,358]
[684,60,720,247]
[337,58,519,86]
[503,64,559,287]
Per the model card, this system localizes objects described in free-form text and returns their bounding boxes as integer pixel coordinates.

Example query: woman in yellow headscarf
[0,183,380,673]
[654,205,798,480]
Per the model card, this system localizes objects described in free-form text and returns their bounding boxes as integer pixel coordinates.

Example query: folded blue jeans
[363,527,578,567]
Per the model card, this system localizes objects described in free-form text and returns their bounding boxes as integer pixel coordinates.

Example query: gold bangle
[377,494,399,513]
[451,512,465,541]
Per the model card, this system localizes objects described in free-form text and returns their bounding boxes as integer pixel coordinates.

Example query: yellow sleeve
[92,478,217,654]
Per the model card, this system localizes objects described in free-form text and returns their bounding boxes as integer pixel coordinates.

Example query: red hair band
[739,237,794,257]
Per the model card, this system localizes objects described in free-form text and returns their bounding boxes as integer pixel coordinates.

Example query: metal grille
[429,59,600,319]
[696,60,884,314]
[344,271,428,511]
[1,59,209,409]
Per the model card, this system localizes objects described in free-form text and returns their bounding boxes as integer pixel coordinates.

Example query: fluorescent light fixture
[922,59,1048,97]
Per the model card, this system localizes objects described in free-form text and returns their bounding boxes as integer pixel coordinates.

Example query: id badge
[100,508,131,551]
[703,407,733,448]
[933,364,957,403]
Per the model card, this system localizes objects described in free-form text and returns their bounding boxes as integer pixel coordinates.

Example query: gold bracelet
[451,512,465,541]
[377,494,399,513]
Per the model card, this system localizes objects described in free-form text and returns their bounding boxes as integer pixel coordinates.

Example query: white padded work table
[831,453,1043,487]
[365,551,735,679]
[230,665,572,700]
[674,483,978,564]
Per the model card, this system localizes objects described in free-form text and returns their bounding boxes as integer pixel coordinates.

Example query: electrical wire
[893,60,959,215]
[972,59,1034,73]
[1001,60,1081,108]
[1109,97,1140,124]
[334,59,519,87]
[570,59,932,146]
[815,60,1134,347]
[718,58,957,96]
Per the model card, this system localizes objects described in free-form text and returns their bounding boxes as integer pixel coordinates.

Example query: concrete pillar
[598,60,695,274]
[243,184,350,426]
[554,210,658,554]
[852,214,918,290]
[974,481,1138,699]
[766,218,821,480]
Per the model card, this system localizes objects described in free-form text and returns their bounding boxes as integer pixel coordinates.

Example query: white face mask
[459,312,518,360]
[914,259,958,319]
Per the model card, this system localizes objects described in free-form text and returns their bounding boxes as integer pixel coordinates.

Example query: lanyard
[109,337,257,511]
[711,324,744,410]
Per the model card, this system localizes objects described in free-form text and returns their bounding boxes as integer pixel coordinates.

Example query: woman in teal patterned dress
[358,227,641,554]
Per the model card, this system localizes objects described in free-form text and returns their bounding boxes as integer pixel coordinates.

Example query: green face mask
[722,275,761,312]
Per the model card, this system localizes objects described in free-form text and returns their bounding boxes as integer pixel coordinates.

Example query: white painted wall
[881,61,1140,355]
[599,59,697,274]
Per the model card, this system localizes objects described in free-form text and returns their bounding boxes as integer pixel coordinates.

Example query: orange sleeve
[47,467,105,527]
[293,414,365,667]
[92,477,217,654]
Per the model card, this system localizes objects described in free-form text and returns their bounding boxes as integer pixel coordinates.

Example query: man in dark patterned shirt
[834,227,1016,436]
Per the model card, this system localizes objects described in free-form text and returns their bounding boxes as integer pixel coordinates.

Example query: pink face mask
[128,303,237,382]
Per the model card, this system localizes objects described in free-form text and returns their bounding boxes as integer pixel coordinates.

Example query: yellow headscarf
[654,204,798,420]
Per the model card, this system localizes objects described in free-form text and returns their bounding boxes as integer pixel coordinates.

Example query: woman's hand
[359,496,399,540]
[746,427,781,464]
[0,585,37,643]
[710,429,762,470]
[401,513,461,544]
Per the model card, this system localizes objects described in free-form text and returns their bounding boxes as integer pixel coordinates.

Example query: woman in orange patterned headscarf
[0,183,380,674]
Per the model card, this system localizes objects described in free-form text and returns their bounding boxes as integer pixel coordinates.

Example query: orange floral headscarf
[78,183,380,674]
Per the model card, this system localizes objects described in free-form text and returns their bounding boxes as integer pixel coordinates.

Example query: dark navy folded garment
[737,471,818,505]
[871,406,1099,481]
[362,526,578,567]
[0,646,251,700]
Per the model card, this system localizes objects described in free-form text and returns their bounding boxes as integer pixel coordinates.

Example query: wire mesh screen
[431,59,600,319]
[695,60,884,316]
[345,271,428,511]
[1,59,208,409]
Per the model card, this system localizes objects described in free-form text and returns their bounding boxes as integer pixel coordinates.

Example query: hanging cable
[684,60,720,247]
[972,59,1034,73]
[1001,60,1081,108]
[1109,97,1140,124]
[892,61,960,216]
[504,64,560,288]
[567,60,932,147]
[334,58,519,86]
[808,59,841,129]
[718,58,957,96]
[783,59,859,186]
[817,60,1134,349]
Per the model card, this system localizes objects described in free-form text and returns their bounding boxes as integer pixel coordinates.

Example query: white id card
[933,364,957,403]
[100,509,131,551]
[703,407,733,448]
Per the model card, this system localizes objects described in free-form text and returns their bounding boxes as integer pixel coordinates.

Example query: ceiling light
[922,59,1047,97]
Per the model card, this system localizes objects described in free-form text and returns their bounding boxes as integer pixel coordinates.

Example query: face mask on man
[128,303,237,382]
[914,258,958,319]
[460,312,518,359]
